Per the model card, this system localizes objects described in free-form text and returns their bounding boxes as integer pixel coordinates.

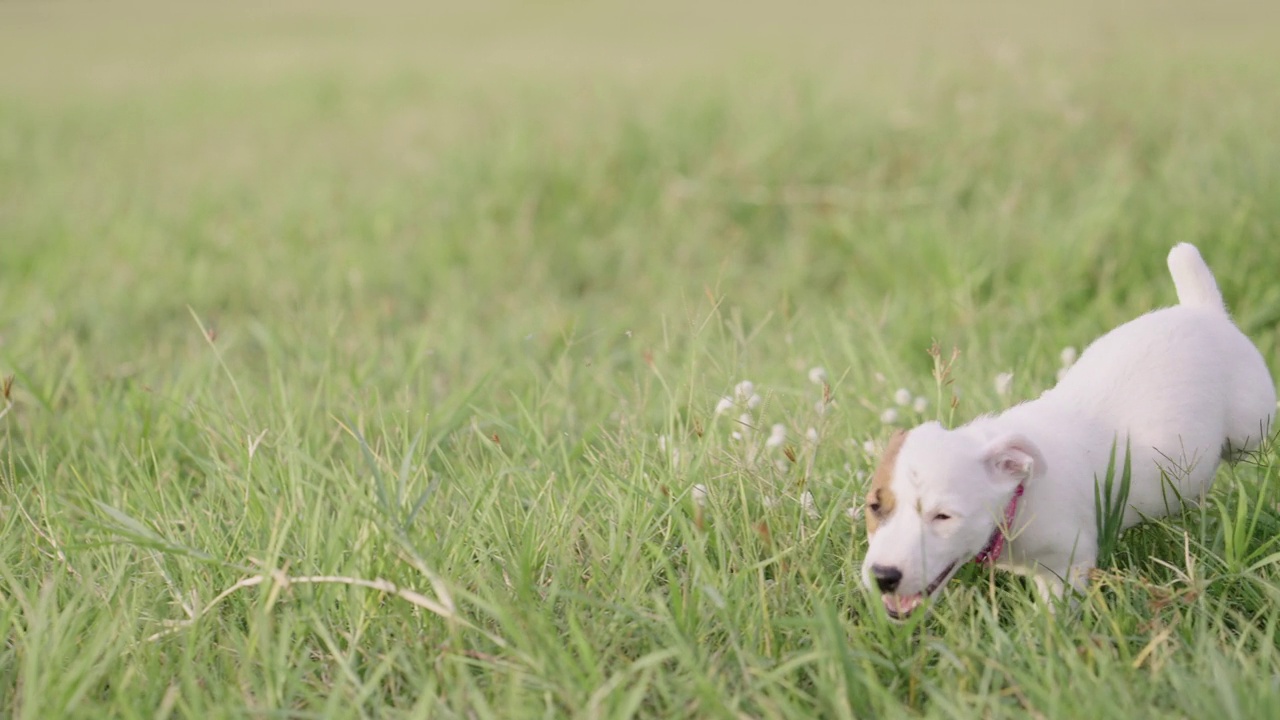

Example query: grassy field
[4,1,1280,717]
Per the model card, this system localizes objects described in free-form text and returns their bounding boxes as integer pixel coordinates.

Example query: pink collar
[973,484,1024,566]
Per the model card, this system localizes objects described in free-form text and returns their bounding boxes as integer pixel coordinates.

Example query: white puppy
[860,243,1275,619]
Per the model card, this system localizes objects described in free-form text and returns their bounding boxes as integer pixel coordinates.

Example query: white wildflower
[912,396,929,414]
[747,393,762,410]
[1060,346,1078,368]
[801,491,820,519]
[1056,367,1069,382]
[766,424,786,449]
[659,435,678,465]
[862,439,877,455]
[846,505,860,520]
[734,380,755,401]
[691,484,708,506]
[714,396,734,415]
[805,427,819,444]
[814,399,827,416]
[879,408,899,424]
[808,366,828,385]
[995,372,1014,397]
[894,388,912,406]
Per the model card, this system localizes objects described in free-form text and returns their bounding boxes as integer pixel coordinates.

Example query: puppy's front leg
[1032,574,1064,606]
[1033,564,1093,612]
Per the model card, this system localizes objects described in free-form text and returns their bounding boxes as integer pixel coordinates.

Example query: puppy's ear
[982,433,1043,484]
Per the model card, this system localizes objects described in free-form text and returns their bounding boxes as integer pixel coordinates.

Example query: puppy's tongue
[883,593,922,617]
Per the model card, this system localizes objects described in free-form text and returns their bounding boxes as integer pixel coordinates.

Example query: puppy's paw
[1033,565,1093,613]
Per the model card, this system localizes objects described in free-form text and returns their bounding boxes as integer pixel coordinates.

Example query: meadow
[3,1,1280,717]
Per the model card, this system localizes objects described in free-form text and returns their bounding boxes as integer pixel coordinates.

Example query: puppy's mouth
[881,561,959,620]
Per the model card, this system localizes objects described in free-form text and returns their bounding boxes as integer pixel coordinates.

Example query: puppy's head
[860,422,1041,619]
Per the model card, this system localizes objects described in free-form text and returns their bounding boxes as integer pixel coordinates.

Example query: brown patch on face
[865,429,907,535]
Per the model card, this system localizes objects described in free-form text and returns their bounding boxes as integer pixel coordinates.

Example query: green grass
[4,1,1280,717]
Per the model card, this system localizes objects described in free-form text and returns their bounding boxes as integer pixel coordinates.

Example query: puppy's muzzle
[870,564,902,593]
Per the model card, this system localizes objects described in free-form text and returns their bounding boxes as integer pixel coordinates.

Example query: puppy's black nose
[871,565,903,594]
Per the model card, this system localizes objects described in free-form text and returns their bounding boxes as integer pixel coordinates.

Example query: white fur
[861,243,1276,618]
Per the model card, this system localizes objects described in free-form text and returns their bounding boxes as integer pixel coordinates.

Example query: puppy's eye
[868,501,882,515]
[931,512,952,522]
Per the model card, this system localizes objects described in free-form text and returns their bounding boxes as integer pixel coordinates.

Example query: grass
[1095,437,1134,570]
[3,1,1280,717]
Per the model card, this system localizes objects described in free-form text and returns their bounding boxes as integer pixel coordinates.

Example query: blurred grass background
[3,1,1280,717]
[5,1,1279,377]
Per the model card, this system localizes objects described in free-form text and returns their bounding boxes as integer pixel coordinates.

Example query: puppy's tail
[1167,243,1227,314]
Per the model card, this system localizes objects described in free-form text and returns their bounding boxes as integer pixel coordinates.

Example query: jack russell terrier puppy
[861,243,1275,619]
